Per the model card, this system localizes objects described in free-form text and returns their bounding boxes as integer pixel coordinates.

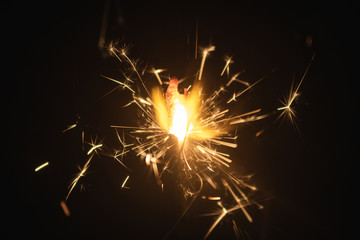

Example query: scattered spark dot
[60,200,71,217]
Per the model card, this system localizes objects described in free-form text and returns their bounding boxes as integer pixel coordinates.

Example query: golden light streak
[208,196,221,201]
[230,113,270,125]
[66,153,94,201]
[35,162,49,172]
[152,161,162,185]
[198,46,215,80]
[227,77,263,104]
[256,129,265,137]
[277,53,315,125]
[113,129,133,171]
[232,220,241,240]
[120,48,151,97]
[62,124,77,133]
[226,72,249,87]
[182,151,192,170]
[152,68,166,85]
[221,56,232,77]
[222,179,253,222]
[204,201,228,240]
[101,75,135,93]
[87,143,103,155]
[195,19,199,59]
[202,172,218,189]
[121,175,130,189]
[109,44,123,62]
[82,130,85,151]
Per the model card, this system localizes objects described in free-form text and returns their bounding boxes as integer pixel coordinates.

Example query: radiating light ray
[232,220,241,240]
[120,47,151,97]
[221,56,233,77]
[108,44,123,62]
[62,124,77,133]
[198,46,215,80]
[35,162,49,172]
[152,68,166,85]
[195,19,199,59]
[87,143,103,155]
[227,70,274,104]
[101,75,135,93]
[222,179,253,223]
[204,201,228,240]
[121,175,130,189]
[66,153,94,201]
[226,72,249,87]
[277,53,315,126]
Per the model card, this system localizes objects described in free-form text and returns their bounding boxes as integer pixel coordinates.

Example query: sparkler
[63,40,314,238]
[102,43,278,238]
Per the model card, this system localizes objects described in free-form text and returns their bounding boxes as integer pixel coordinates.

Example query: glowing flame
[169,99,191,142]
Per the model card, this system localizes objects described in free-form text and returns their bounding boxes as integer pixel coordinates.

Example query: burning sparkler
[64,39,314,238]
[102,43,277,238]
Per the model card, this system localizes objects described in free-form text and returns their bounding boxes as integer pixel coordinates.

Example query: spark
[120,46,150,97]
[60,200,71,217]
[226,72,249,87]
[152,68,166,85]
[101,75,135,93]
[198,45,215,80]
[226,79,261,103]
[87,143,103,155]
[255,129,265,137]
[232,220,241,240]
[82,130,85,151]
[34,162,49,172]
[66,153,94,201]
[208,196,221,201]
[277,53,315,125]
[221,56,233,77]
[222,179,253,222]
[62,123,77,133]
[195,19,199,59]
[108,43,123,62]
[112,129,133,171]
[121,175,130,189]
[203,201,228,240]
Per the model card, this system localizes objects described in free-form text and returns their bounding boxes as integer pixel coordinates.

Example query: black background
[3,1,355,239]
